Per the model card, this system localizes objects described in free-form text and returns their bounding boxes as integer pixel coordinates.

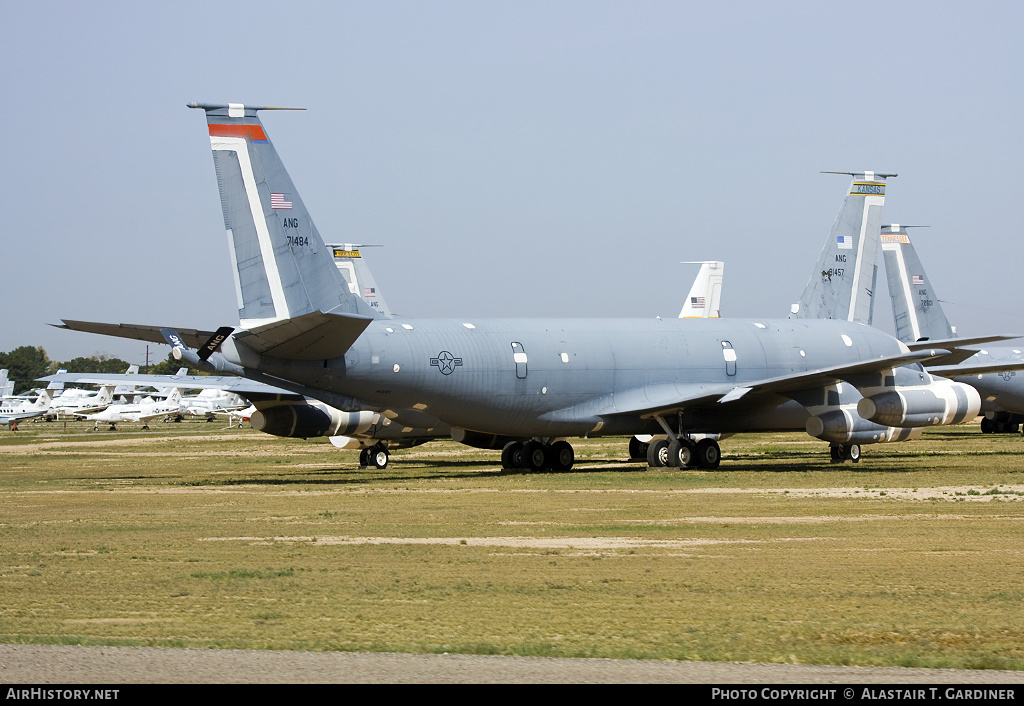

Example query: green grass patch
[1,418,1023,668]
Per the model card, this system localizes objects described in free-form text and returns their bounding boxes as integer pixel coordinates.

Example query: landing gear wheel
[695,439,721,469]
[668,438,695,468]
[981,417,995,434]
[359,448,370,468]
[522,440,548,472]
[845,444,861,463]
[548,440,575,472]
[647,439,669,468]
[829,444,843,463]
[501,441,524,469]
[628,436,649,461]
[368,445,389,469]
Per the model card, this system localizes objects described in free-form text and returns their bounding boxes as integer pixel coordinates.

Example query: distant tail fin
[678,261,724,318]
[328,244,395,318]
[790,171,895,323]
[880,225,955,342]
[188,103,379,328]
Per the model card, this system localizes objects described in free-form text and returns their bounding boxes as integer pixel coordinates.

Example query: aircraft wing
[905,336,1023,367]
[598,349,950,419]
[37,373,291,396]
[928,360,1024,378]
[0,410,49,424]
[53,320,219,349]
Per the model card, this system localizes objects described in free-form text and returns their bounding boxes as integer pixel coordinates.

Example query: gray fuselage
[240,316,906,438]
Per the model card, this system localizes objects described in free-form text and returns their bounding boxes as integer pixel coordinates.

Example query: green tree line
[0,347,197,395]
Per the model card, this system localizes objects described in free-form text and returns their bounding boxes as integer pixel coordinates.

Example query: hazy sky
[3,1,1022,365]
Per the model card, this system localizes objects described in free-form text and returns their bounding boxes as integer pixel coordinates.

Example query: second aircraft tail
[880,225,955,342]
[790,171,895,324]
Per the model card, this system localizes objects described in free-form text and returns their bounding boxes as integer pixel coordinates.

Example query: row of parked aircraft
[2,365,248,428]
[42,103,1024,471]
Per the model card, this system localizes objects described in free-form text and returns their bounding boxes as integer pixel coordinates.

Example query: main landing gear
[980,416,1020,434]
[501,440,575,472]
[829,443,861,463]
[359,443,390,469]
[645,437,721,470]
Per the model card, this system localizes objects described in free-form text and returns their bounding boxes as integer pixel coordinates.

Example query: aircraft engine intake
[805,409,922,445]
[857,379,980,428]
[250,404,379,439]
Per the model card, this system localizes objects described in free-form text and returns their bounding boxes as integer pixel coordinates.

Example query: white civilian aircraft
[85,388,185,429]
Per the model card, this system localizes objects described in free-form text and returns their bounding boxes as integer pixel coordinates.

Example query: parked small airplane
[85,388,185,429]
[180,388,247,419]
[0,387,56,426]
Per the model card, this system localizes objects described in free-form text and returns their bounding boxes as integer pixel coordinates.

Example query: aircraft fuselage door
[511,342,528,379]
[721,341,737,376]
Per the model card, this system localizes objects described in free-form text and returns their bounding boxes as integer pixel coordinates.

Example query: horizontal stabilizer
[232,310,373,360]
[54,320,218,349]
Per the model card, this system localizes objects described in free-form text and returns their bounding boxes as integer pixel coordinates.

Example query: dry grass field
[1,418,1023,669]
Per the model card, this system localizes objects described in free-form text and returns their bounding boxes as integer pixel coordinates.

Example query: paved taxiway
[1,645,1022,683]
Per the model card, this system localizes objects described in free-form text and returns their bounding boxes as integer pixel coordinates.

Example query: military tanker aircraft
[54,104,987,470]
[175,102,989,469]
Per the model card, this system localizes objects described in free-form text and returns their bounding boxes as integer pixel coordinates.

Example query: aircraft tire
[501,441,523,469]
[829,444,843,463]
[628,436,649,461]
[359,448,370,467]
[668,439,695,468]
[369,445,389,469]
[647,439,669,468]
[522,441,548,472]
[845,444,861,463]
[548,441,574,472]
[981,417,995,434]
[695,439,720,469]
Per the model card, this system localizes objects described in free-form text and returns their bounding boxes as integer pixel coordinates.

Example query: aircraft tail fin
[790,171,895,323]
[678,261,724,318]
[188,102,380,330]
[46,369,67,393]
[880,225,955,342]
[94,385,114,408]
[328,244,394,318]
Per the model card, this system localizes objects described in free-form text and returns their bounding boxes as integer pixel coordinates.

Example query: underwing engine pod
[857,378,980,428]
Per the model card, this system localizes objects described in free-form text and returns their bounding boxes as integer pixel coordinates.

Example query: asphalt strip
[0,645,1021,684]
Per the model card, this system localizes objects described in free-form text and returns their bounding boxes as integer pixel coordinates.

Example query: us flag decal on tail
[271,193,293,209]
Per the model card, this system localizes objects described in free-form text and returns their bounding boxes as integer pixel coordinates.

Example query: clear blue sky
[3,1,1021,365]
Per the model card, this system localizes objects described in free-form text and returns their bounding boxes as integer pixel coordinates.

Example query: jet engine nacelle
[450,428,522,450]
[805,409,923,445]
[250,404,379,439]
[857,379,980,428]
